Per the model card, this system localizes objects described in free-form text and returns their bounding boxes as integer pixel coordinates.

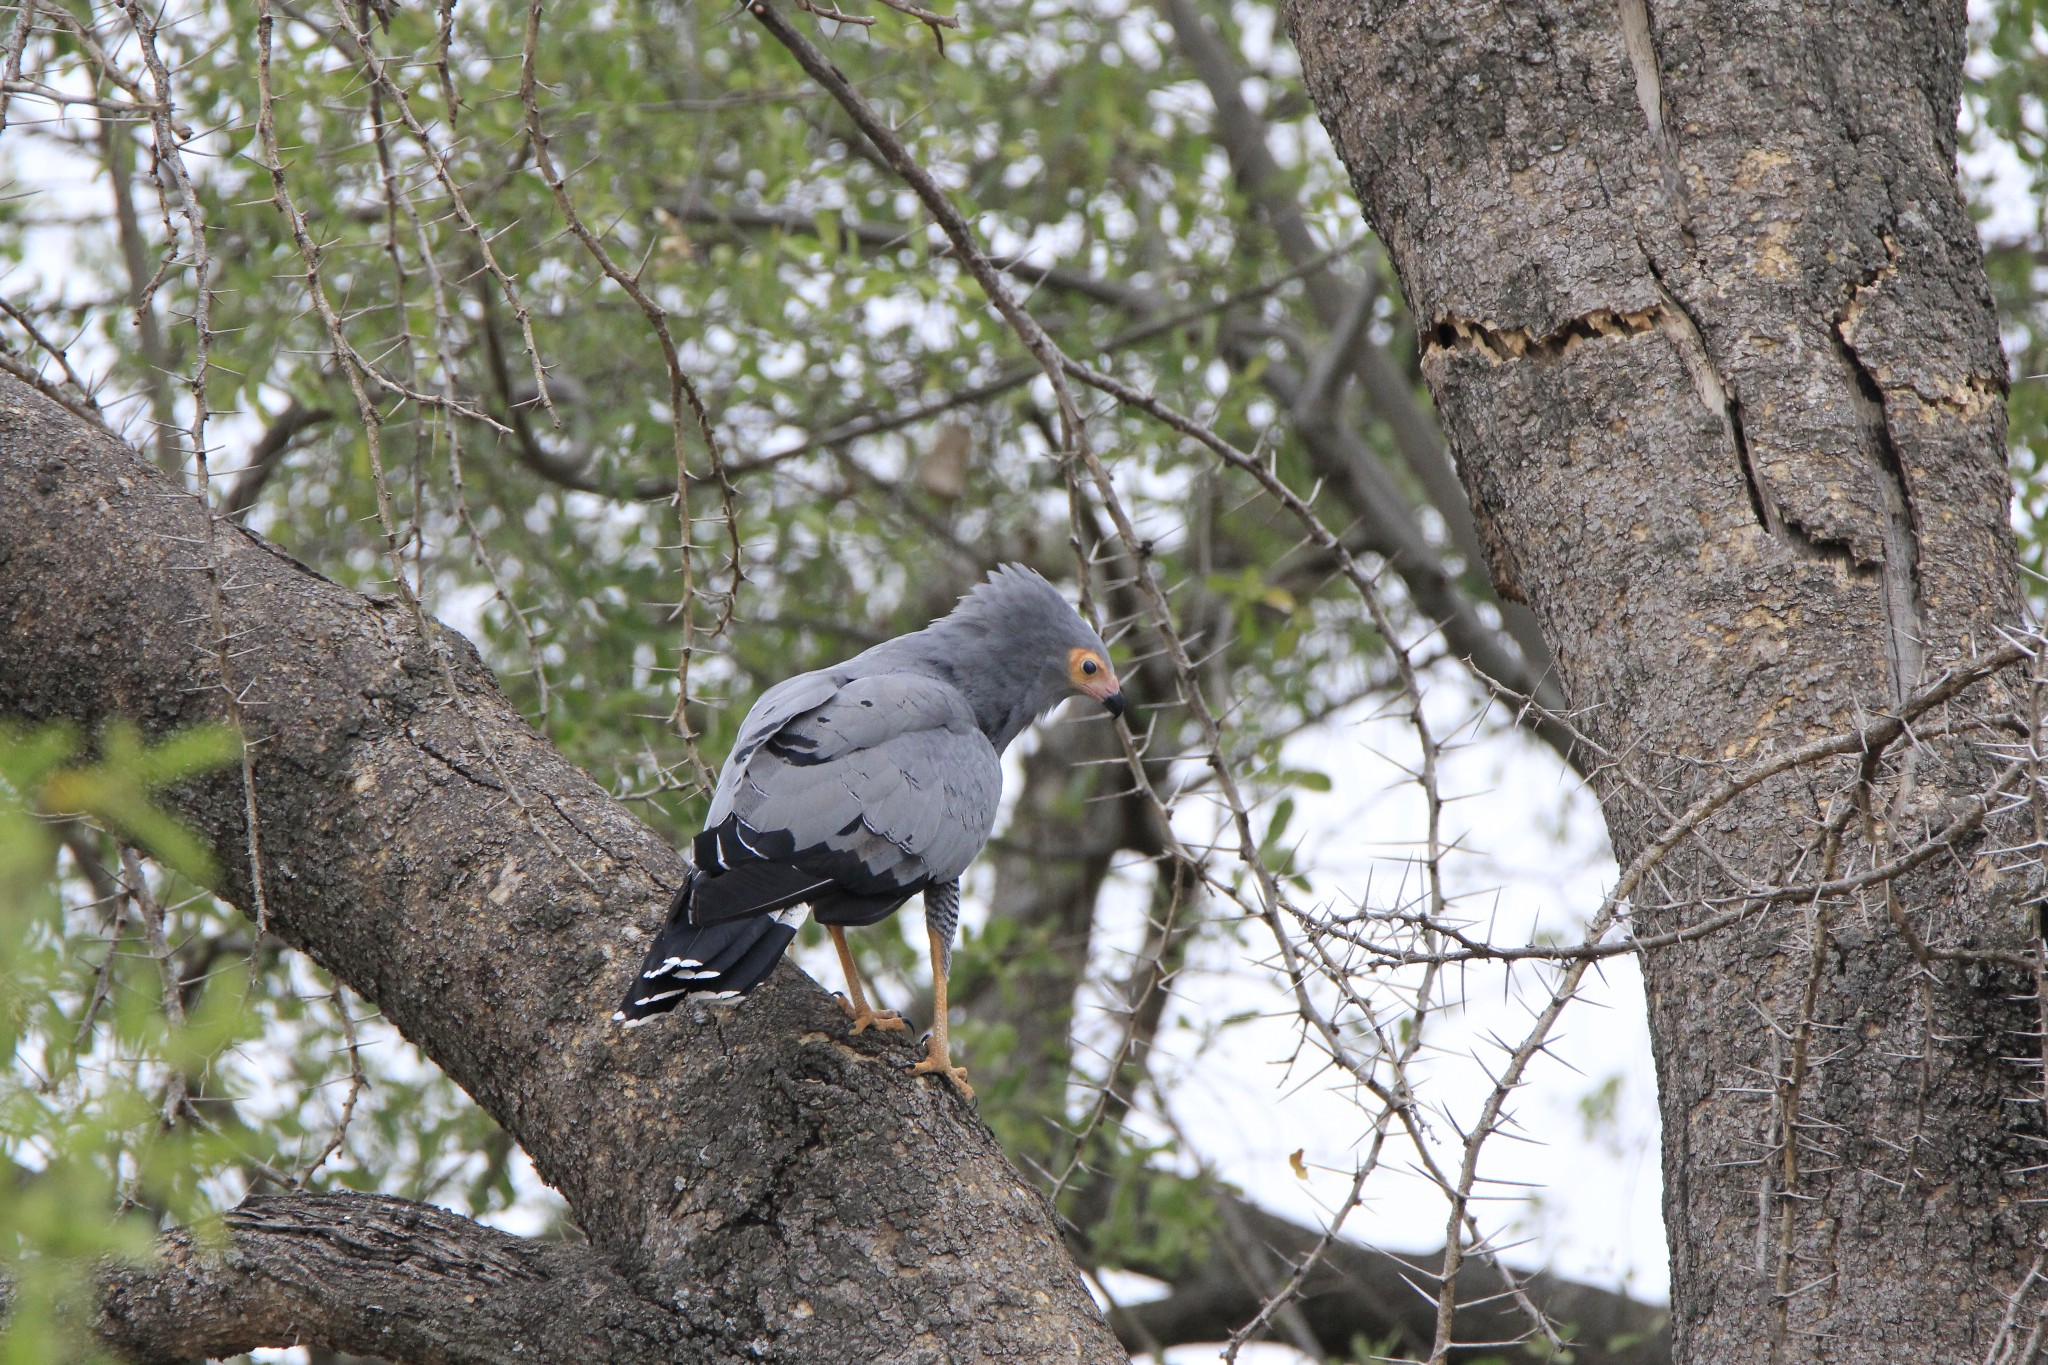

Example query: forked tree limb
[0,371,1124,1364]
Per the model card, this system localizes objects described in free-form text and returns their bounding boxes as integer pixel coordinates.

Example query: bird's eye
[1081,658,1098,676]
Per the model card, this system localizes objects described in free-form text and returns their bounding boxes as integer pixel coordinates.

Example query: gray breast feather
[713,672,1002,891]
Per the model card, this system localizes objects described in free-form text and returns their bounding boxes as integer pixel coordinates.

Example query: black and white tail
[614,872,802,1025]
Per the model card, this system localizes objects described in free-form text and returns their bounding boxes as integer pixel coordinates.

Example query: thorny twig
[321,0,558,425]
[119,0,273,934]
[298,983,366,1184]
[521,0,740,789]
[0,0,38,138]
[64,828,129,1054]
[0,297,102,414]
[254,0,595,888]
[343,12,558,721]
[123,846,188,1130]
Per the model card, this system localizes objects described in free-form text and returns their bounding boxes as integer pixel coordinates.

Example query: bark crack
[1648,272,1895,582]
[1613,0,1693,237]
[1604,3,1888,576]
[1644,280,1786,542]
[1822,241,1927,698]
[1427,306,1661,363]
[1428,291,1796,547]
[409,727,509,792]
[1832,321,1926,699]
[1434,280,1896,595]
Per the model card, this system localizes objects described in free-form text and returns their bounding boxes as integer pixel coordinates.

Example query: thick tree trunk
[0,375,1124,1364]
[1283,2,2041,1361]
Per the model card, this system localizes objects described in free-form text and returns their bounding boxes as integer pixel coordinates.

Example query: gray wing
[705,667,844,826]
[690,672,1002,919]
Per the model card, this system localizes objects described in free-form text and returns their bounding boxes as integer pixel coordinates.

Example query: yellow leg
[831,925,905,1035]
[910,923,973,1097]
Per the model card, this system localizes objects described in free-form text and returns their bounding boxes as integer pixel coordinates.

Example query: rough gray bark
[93,1194,687,1365]
[1283,1,2039,1361]
[0,373,1123,1364]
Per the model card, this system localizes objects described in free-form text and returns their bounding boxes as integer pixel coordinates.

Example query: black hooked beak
[1102,689,1127,719]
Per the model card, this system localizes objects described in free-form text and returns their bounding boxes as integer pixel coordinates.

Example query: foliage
[1970,2,2048,584]
[0,723,239,1361]
[0,0,2045,1355]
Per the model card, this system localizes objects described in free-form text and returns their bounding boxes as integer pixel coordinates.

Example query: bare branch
[668,200,1160,311]
[223,399,334,521]
[520,0,739,778]
[1106,1191,1670,1364]
[0,298,102,416]
[89,1193,696,1365]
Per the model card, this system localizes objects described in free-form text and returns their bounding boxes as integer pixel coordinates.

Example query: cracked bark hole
[1427,307,1661,363]
[1433,288,1916,614]
[1430,297,1799,559]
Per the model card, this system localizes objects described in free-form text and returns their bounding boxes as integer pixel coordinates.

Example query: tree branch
[1248,342,1583,759]
[669,200,1158,312]
[1107,1189,1670,1364]
[92,1193,695,1365]
[223,397,334,520]
[0,371,1124,1364]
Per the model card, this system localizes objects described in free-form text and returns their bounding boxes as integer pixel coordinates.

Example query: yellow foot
[911,1053,975,1098]
[837,995,908,1035]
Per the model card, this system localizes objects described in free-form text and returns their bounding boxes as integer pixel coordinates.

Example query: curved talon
[911,1053,974,1097]
[850,1006,907,1035]
[830,926,908,1036]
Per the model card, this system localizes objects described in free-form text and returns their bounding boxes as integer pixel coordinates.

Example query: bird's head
[1063,641,1126,718]
[930,565,1127,740]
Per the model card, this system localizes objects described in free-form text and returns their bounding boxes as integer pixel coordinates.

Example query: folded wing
[688,671,1002,926]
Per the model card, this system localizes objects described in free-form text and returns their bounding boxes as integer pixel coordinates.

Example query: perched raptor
[616,565,1125,1095]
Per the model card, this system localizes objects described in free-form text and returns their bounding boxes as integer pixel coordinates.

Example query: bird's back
[694,668,1000,917]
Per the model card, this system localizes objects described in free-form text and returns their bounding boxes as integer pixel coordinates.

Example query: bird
[615,564,1126,1097]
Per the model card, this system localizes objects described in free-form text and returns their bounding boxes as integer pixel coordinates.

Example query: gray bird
[616,564,1126,1095]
